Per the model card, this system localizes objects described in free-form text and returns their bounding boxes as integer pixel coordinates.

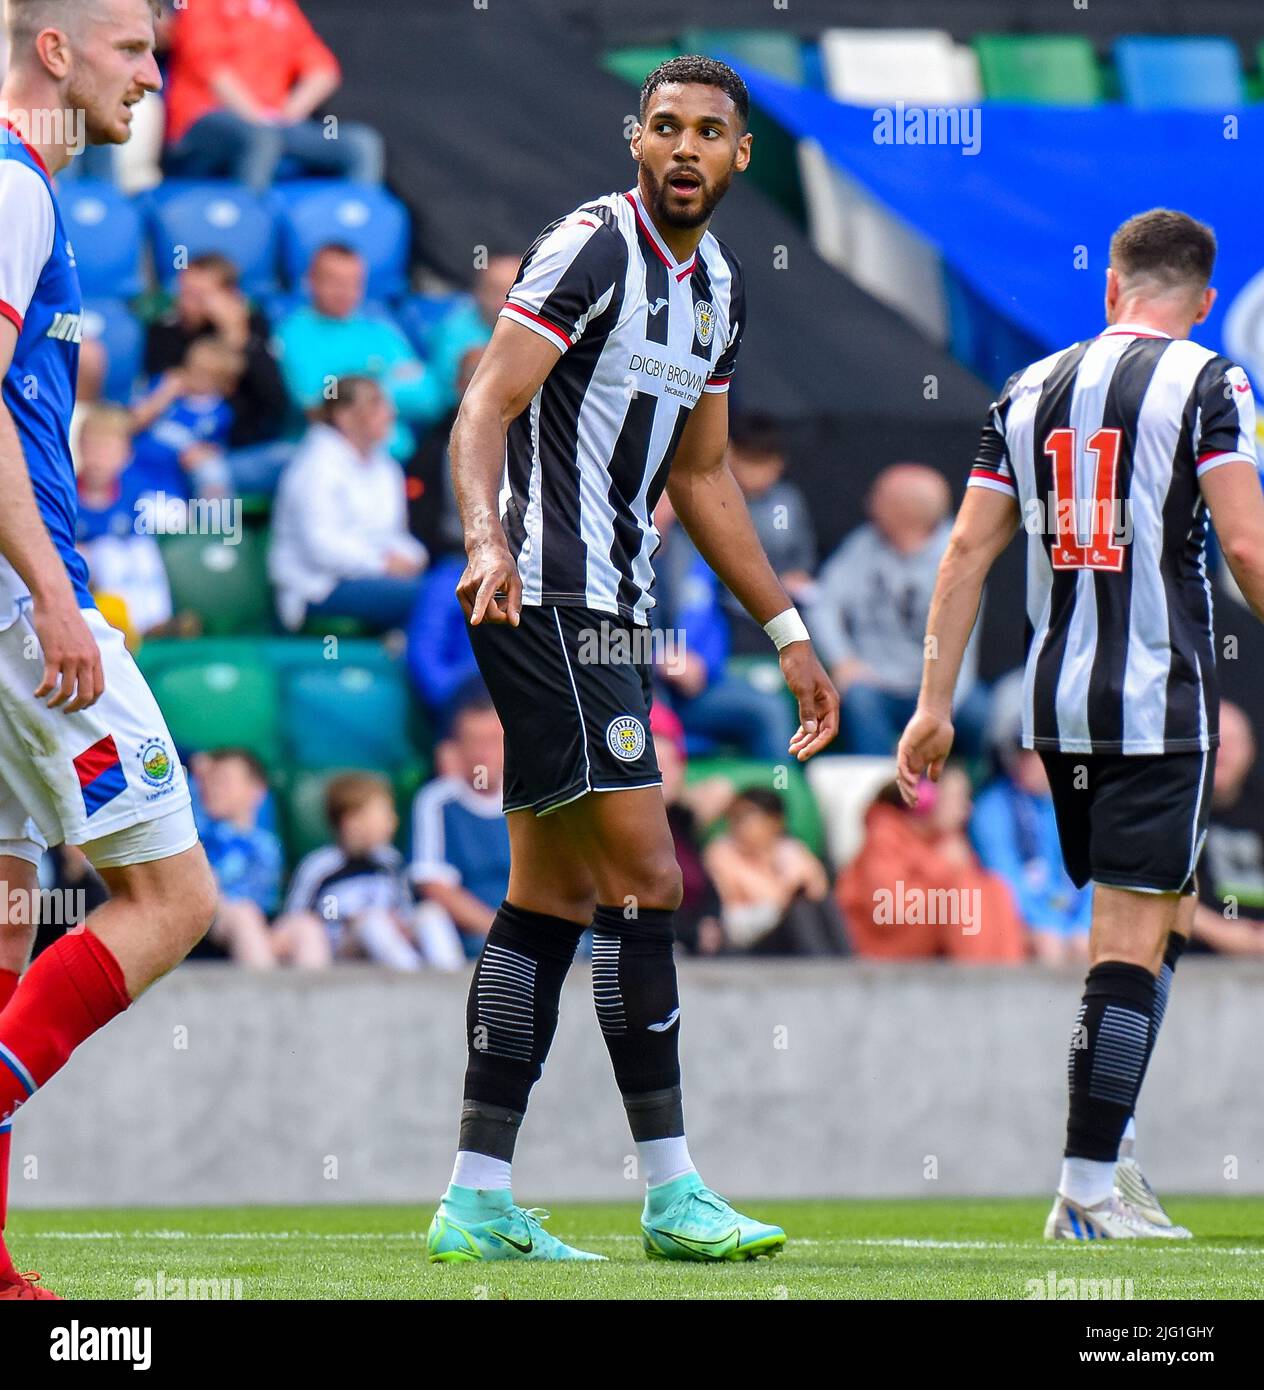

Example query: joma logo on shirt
[46,312,82,343]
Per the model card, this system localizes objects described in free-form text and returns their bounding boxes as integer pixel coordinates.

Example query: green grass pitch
[9,1197,1264,1299]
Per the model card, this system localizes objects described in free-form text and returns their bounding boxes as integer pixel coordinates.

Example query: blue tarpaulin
[739,65,1264,388]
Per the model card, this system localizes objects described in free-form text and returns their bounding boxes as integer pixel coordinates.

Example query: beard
[65,74,123,147]
[642,160,733,229]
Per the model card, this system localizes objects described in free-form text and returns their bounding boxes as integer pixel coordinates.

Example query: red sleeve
[171,0,237,73]
[287,2,342,84]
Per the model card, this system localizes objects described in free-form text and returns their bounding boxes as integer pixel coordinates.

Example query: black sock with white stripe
[453,902,583,1192]
[591,905,693,1185]
[1060,961,1156,1207]
[1120,931,1186,1161]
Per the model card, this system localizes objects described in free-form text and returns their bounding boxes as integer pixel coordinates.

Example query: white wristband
[764,607,810,651]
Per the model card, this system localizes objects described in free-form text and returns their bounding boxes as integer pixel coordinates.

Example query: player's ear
[734,131,752,173]
[1104,266,1120,318]
[35,26,72,80]
[629,121,644,162]
[1193,285,1216,325]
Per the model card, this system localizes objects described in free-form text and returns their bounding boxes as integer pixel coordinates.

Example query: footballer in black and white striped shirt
[899,209,1264,1243]
[426,57,838,1264]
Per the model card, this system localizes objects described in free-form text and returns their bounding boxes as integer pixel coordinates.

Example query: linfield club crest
[137,737,175,788]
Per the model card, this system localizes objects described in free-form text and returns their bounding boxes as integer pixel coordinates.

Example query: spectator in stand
[144,253,289,468]
[129,336,244,499]
[410,686,511,962]
[276,772,462,970]
[424,254,521,414]
[970,726,1092,964]
[163,0,384,191]
[651,704,726,957]
[269,375,427,632]
[652,493,798,760]
[1193,701,1264,955]
[720,415,818,654]
[190,749,329,967]
[704,788,846,956]
[405,553,479,723]
[837,769,1027,962]
[276,243,445,461]
[74,405,174,643]
[811,463,990,756]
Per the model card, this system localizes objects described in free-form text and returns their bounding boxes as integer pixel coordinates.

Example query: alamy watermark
[134,492,242,545]
[576,619,686,676]
[872,881,981,935]
[873,101,981,156]
[0,103,86,158]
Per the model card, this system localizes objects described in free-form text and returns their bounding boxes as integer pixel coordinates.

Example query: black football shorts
[1039,748,1216,895]
[468,604,662,816]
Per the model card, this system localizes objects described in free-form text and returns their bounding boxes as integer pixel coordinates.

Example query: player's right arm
[449,319,558,626]
[1195,361,1264,622]
[0,318,104,711]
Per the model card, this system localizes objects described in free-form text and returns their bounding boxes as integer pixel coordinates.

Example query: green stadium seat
[602,44,681,87]
[158,528,274,636]
[972,34,1104,105]
[686,756,825,858]
[679,28,804,85]
[280,663,411,770]
[149,660,280,763]
[137,635,399,682]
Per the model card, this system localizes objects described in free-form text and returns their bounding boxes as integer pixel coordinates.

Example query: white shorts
[0,603,197,870]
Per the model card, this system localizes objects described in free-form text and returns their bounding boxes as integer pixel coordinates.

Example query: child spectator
[130,337,245,499]
[838,769,1027,962]
[278,772,462,970]
[74,405,174,642]
[410,687,510,960]
[705,789,846,956]
[190,748,326,967]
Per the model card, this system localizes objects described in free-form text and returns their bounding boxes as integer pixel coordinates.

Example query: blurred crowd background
[16,0,1264,969]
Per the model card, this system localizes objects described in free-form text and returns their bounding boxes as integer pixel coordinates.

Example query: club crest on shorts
[136,736,175,788]
[694,300,716,347]
[606,715,646,762]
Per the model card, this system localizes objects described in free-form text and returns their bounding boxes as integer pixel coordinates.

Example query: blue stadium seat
[396,292,468,358]
[145,181,281,294]
[1115,37,1245,110]
[275,181,411,300]
[61,181,144,299]
[280,663,412,770]
[80,299,143,404]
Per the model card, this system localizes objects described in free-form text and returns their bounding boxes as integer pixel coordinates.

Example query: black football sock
[590,904,684,1144]
[457,901,584,1166]
[1121,931,1186,1159]
[1066,961,1157,1164]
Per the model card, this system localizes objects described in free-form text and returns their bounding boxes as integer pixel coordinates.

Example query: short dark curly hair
[639,55,750,130]
[1109,209,1217,291]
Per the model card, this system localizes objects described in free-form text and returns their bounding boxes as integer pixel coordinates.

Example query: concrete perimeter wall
[10,960,1264,1208]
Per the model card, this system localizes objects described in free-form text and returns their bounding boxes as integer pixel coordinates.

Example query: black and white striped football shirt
[498,187,744,625]
[968,323,1259,755]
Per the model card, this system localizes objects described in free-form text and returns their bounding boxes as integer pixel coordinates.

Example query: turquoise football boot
[427,1186,606,1263]
[641,1172,786,1262]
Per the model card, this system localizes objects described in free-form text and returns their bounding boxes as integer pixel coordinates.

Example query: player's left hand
[780,642,839,761]
[896,707,955,806]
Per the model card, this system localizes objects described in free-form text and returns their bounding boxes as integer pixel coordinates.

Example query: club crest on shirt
[694,300,716,347]
[606,715,646,762]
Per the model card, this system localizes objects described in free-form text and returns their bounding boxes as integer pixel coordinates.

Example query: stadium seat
[687,757,825,859]
[158,529,274,636]
[149,660,280,763]
[275,181,411,301]
[136,634,399,682]
[81,299,143,404]
[680,29,805,85]
[396,292,470,359]
[820,28,980,104]
[280,663,412,770]
[803,755,896,871]
[145,181,281,294]
[971,35,1104,104]
[602,44,681,87]
[1115,37,1245,110]
[61,180,144,299]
